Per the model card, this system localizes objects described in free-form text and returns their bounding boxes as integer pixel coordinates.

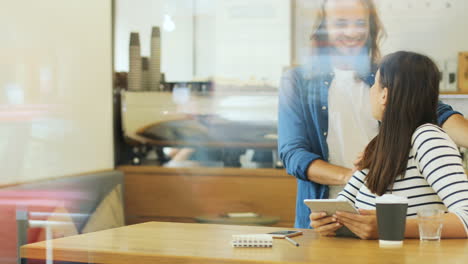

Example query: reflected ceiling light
[163,14,175,32]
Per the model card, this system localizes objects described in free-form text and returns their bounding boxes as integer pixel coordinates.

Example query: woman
[278,0,468,229]
[310,51,468,239]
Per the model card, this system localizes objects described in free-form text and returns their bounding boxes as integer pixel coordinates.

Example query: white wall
[378,0,467,60]
[0,0,113,185]
[115,0,291,86]
[115,0,194,81]
[378,0,468,92]
[197,0,291,85]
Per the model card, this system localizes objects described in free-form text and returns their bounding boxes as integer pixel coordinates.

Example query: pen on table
[285,236,299,247]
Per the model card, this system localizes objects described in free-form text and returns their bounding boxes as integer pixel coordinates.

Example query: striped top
[337,124,468,234]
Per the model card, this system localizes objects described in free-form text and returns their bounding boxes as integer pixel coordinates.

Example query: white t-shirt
[327,68,379,198]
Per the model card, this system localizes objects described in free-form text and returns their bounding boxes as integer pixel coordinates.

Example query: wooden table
[195,215,280,226]
[21,222,468,264]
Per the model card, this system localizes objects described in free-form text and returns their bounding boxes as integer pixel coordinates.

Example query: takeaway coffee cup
[376,194,409,247]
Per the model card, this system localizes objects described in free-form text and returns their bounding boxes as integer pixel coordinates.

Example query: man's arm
[278,69,354,185]
[442,114,468,148]
[306,160,353,185]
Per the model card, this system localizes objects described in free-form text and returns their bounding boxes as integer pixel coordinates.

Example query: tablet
[303,199,359,216]
[304,199,359,238]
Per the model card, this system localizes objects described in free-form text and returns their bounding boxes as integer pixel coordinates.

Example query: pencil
[285,236,299,247]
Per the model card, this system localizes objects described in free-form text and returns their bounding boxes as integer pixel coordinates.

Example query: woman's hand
[335,209,378,240]
[310,212,343,237]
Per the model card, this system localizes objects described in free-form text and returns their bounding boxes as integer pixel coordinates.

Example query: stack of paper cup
[128,32,142,91]
[150,26,161,91]
[141,57,150,91]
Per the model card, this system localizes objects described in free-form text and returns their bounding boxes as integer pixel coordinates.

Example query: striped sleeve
[412,124,468,235]
[337,170,367,204]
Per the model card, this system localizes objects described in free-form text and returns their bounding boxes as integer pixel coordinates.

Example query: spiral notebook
[231,234,273,248]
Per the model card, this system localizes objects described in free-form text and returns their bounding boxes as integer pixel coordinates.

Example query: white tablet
[303,199,359,216]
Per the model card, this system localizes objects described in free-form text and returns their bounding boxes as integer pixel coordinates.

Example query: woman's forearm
[405,213,467,239]
[404,218,419,238]
[440,213,468,238]
[306,159,353,185]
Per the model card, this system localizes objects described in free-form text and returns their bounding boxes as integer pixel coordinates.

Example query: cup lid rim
[376,194,409,204]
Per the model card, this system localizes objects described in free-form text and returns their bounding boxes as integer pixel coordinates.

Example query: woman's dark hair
[358,51,440,195]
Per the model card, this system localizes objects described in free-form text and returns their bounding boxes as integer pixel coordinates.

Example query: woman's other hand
[310,212,342,237]
[335,209,378,239]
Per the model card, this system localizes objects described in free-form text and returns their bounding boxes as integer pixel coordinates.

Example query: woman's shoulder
[411,123,454,150]
[413,123,446,137]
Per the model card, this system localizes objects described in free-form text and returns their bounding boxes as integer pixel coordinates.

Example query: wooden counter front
[119,166,297,227]
[21,222,468,264]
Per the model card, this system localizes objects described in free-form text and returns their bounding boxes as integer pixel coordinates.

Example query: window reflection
[114,0,468,170]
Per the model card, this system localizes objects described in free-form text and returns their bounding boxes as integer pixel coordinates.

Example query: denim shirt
[278,66,462,229]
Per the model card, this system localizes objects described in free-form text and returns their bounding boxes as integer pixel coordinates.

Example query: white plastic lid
[376,194,408,204]
[379,240,403,247]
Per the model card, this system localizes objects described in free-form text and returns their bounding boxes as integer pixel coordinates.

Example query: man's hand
[353,151,364,170]
[340,169,354,185]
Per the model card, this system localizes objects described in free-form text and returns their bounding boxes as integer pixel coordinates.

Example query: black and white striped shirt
[338,124,468,234]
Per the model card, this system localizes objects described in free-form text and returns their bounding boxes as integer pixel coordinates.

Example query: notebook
[231,234,273,248]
